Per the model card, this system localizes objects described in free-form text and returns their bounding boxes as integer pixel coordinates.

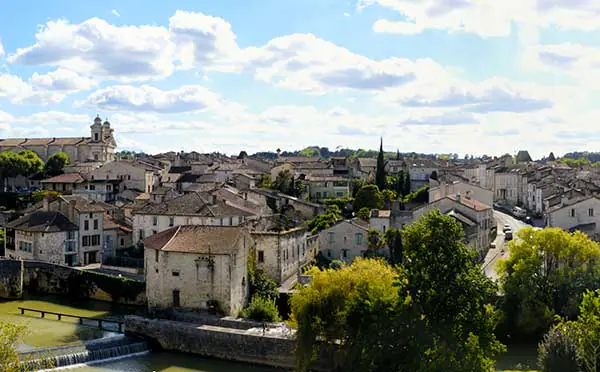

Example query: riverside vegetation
[289,210,600,372]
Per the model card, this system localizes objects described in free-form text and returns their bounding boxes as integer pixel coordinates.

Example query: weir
[21,335,150,370]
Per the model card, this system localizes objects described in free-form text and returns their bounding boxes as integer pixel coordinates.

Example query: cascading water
[22,335,150,371]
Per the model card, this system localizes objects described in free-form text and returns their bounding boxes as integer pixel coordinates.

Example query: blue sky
[1,0,599,158]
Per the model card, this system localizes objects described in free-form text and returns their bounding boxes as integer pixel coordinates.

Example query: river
[65,352,282,371]
[0,295,281,371]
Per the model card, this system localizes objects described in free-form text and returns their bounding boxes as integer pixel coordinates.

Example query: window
[169,217,174,227]
[153,216,158,226]
[84,220,89,231]
[355,233,363,245]
[590,208,595,217]
[342,249,348,258]
[336,192,344,197]
[316,192,322,199]
[66,231,75,240]
[128,175,131,180]
[328,232,335,244]
[120,238,124,246]
[19,241,32,253]
[327,250,332,258]
[152,230,157,236]
[91,235,100,245]
[93,219,98,230]
[323,192,329,199]
[258,250,264,263]
[155,250,159,262]
[571,208,576,217]
[94,133,99,141]
[107,185,112,191]
[139,230,145,241]
[172,271,180,277]
[94,154,99,161]
[82,236,90,247]
[172,290,180,307]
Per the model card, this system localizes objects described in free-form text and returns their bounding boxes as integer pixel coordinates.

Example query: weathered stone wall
[125,316,340,371]
[0,259,146,305]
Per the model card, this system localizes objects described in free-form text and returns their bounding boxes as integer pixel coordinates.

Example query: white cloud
[242,33,432,93]
[112,9,120,17]
[0,73,64,105]
[79,84,225,113]
[0,39,4,57]
[523,43,600,87]
[8,18,177,82]
[30,68,96,91]
[361,0,600,37]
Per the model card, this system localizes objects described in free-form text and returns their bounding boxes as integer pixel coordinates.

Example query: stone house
[462,164,495,190]
[406,160,439,191]
[429,180,494,208]
[103,215,133,256]
[329,157,349,177]
[149,186,180,204]
[545,196,600,240]
[384,159,407,175]
[243,188,325,219]
[89,160,161,194]
[0,115,116,163]
[6,208,78,266]
[144,225,252,316]
[73,178,121,202]
[318,220,369,262]
[41,173,86,194]
[349,158,377,179]
[369,209,391,233]
[307,176,350,201]
[132,192,257,243]
[251,227,318,285]
[232,171,257,190]
[413,193,493,258]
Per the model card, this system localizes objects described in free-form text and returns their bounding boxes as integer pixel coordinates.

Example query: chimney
[42,197,49,212]
[68,200,77,222]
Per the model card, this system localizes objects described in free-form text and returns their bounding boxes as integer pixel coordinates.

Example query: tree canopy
[353,184,384,211]
[307,205,342,234]
[44,152,69,176]
[291,210,504,372]
[497,227,600,339]
[0,151,44,181]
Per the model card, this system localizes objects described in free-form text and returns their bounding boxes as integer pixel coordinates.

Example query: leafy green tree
[497,228,600,339]
[351,178,365,198]
[324,197,354,218]
[402,171,411,196]
[381,189,396,204]
[257,174,272,189]
[307,206,342,233]
[272,170,303,197]
[367,229,385,256]
[375,138,386,191]
[290,258,400,372]
[403,184,429,203]
[394,209,505,372]
[241,296,280,322]
[299,147,320,158]
[356,207,370,221]
[0,321,53,371]
[17,150,44,177]
[353,184,383,211]
[44,152,69,176]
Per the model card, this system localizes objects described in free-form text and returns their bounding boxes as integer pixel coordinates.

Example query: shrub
[538,323,582,372]
[249,269,279,301]
[357,207,370,221]
[329,260,344,270]
[242,296,281,322]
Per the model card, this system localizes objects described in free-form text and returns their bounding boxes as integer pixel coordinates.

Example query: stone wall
[125,315,340,371]
[0,259,146,305]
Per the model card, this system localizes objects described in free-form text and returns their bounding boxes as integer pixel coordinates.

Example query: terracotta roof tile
[446,194,491,211]
[144,225,245,254]
[41,173,86,184]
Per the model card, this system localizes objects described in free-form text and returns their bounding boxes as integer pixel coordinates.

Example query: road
[482,210,530,280]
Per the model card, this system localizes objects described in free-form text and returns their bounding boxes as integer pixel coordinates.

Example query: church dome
[92,115,102,127]
[103,119,110,126]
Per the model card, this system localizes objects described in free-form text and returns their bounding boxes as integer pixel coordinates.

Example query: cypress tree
[375,138,386,191]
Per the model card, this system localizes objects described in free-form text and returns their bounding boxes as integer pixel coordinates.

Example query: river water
[0,295,281,371]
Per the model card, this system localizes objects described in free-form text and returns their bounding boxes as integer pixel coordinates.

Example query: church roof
[0,137,91,147]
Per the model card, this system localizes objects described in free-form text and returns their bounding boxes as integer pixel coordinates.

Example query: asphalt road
[482,210,531,281]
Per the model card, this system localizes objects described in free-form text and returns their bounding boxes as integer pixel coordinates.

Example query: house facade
[307,176,350,201]
[429,180,494,207]
[318,220,369,262]
[546,196,600,240]
[90,160,160,194]
[6,209,78,265]
[251,227,317,285]
[144,225,251,315]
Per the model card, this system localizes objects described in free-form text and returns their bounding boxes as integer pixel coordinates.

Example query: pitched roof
[357,158,377,168]
[446,194,491,211]
[134,192,254,217]
[41,173,86,184]
[445,209,476,227]
[59,195,106,213]
[144,225,245,254]
[168,166,191,174]
[7,211,78,232]
[103,215,132,232]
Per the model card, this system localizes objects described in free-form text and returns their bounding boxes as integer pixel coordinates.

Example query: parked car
[490,242,497,249]
[524,216,533,225]
[503,224,511,232]
[505,230,513,241]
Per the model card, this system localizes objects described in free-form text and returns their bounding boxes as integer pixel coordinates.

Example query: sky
[0,1,599,158]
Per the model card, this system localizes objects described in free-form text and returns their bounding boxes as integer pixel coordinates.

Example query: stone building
[318,219,370,262]
[251,227,318,285]
[6,209,78,265]
[545,196,600,240]
[144,225,252,315]
[0,115,116,163]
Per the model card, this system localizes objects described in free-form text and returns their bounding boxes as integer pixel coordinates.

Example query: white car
[490,242,497,249]
[503,224,511,232]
